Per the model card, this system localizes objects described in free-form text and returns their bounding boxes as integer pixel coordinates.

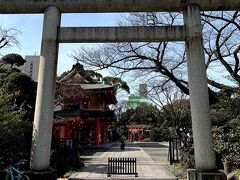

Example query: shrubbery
[0,93,32,167]
[213,117,240,168]
[179,136,195,168]
[150,127,173,142]
[0,54,34,167]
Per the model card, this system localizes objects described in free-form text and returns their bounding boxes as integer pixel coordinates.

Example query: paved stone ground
[137,142,169,164]
[69,142,177,180]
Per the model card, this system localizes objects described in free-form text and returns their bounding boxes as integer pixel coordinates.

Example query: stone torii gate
[1,0,240,179]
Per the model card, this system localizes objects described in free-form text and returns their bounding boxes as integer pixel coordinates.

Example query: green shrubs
[166,163,186,179]
[150,127,172,141]
[172,163,186,178]
[213,117,240,167]
[179,145,195,169]
[233,169,240,179]
[0,93,32,167]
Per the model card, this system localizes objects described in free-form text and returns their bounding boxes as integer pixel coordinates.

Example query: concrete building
[20,55,40,82]
[139,83,148,98]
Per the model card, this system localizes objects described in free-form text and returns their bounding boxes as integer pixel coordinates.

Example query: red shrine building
[53,63,117,148]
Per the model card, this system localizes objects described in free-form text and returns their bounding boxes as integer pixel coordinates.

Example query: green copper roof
[127,95,150,109]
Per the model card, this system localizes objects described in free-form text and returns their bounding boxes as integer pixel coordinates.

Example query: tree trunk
[223,161,230,174]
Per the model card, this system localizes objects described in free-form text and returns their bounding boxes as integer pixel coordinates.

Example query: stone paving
[69,142,177,180]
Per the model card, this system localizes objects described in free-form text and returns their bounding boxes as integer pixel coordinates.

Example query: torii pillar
[30,6,61,172]
[184,4,225,179]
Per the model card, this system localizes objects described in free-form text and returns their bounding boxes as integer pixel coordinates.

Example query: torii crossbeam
[0,0,239,13]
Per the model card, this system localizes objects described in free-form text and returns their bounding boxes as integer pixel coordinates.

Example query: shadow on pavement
[137,142,168,148]
[75,164,108,174]
[82,144,141,156]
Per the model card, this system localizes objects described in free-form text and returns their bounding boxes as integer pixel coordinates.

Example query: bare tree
[0,27,20,53]
[201,11,240,87]
[147,85,191,146]
[71,11,240,103]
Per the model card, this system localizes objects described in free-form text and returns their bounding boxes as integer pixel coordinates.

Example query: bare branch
[0,27,20,53]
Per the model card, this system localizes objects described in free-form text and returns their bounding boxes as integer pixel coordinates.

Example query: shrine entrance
[128,125,150,142]
[53,63,117,150]
[1,1,239,179]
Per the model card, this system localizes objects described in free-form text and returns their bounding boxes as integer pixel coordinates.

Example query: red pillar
[101,126,106,144]
[95,118,100,146]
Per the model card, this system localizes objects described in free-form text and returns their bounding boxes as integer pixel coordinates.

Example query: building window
[30,62,33,77]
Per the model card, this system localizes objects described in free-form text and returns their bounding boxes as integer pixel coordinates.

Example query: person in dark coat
[120,135,126,150]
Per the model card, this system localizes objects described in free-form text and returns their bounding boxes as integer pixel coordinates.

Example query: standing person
[120,135,126,150]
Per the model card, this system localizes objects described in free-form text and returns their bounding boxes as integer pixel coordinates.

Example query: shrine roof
[57,62,114,90]
[56,83,114,89]
[78,84,113,90]
[56,63,117,104]
[57,82,114,90]
[58,62,97,84]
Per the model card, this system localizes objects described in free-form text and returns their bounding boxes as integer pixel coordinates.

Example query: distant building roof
[127,95,150,109]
